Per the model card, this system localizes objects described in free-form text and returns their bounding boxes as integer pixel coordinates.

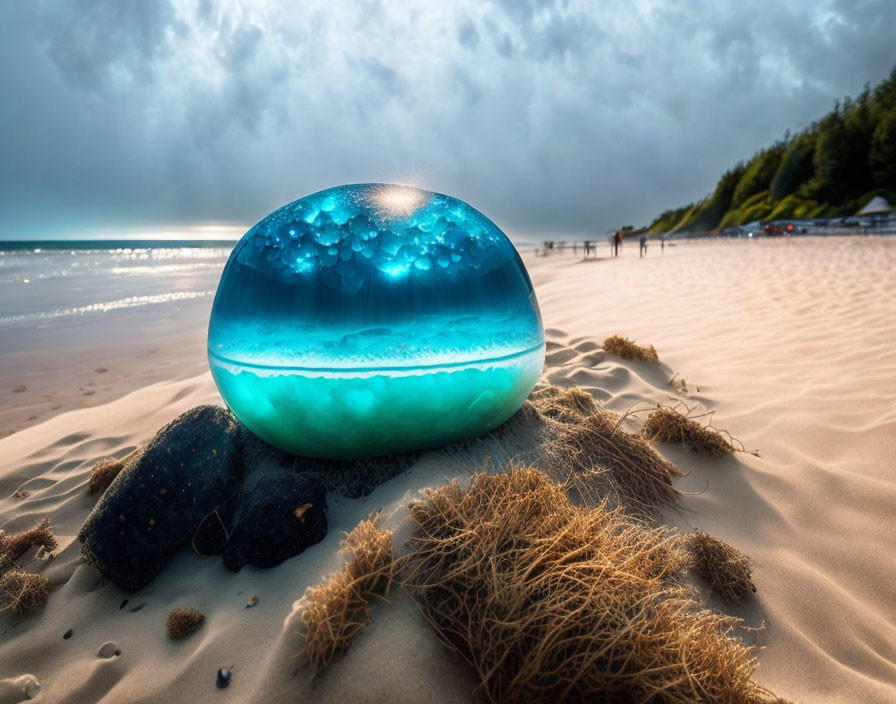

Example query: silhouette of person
[639,235,647,258]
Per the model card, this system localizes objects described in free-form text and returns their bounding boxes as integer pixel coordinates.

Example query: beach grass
[401,466,781,704]
[300,514,394,674]
[641,405,736,456]
[603,335,659,361]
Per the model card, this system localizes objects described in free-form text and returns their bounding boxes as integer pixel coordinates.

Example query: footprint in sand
[11,385,26,393]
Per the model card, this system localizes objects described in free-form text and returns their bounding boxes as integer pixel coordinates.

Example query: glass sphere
[208,184,544,459]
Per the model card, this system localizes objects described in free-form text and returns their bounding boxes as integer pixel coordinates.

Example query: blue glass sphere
[208,184,544,459]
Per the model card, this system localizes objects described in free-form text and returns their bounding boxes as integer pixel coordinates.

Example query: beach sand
[1,236,895,703]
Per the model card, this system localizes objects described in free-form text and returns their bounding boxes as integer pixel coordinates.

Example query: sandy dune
[1,237,895,703]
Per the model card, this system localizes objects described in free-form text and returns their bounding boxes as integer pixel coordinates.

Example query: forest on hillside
[648,67,896,234]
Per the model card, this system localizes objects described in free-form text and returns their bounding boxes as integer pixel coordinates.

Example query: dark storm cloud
[0,0,893,239]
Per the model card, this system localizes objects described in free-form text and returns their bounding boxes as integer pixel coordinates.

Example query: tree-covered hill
[648,67,896,234]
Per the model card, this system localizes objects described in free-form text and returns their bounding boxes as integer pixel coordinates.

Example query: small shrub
[402,466,782,703]
[688,531,756,604]
[529,385,597,423]
[603,335,659,361]
[0,517,57,572]
[555,409,681,511]
[88,447,141,497]
[166,608,205,639]
[0,570,49,617]
[300,515,394,674]
[641,406,735,456]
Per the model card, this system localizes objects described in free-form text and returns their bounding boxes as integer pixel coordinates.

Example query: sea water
[207,184,544,459]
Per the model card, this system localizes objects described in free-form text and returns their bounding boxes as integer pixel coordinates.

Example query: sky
[1,0,894,241]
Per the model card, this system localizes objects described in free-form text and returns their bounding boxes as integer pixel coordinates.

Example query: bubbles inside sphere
[208,184,545,459]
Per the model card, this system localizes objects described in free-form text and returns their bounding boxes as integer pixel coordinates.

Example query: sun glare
[369,185,428,217]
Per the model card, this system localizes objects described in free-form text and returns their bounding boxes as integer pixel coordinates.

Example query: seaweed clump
[300,515,394,674]
[0,517,58,572]
[0,570,49,618]
[641,406,735,456]
[520,387,681,514]
[557,408,681,511]
[528,385,597,423]
[87,447,142,497]
[402,466,783,704]
[603,334,659,361]
[688,531,756,604]
[166,607,205,639]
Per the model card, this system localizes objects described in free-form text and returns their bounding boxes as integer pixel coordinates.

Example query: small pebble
[63,629,73,640]
[97,641,121,659]
[216,668,232,689]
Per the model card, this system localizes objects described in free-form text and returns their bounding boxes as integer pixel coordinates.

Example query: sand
[1,236,895,703]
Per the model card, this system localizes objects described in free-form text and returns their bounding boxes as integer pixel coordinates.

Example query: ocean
[0,241,234,327]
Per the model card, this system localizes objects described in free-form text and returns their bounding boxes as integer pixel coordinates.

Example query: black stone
[223,473,327,572]
[216,668,232,688]
[192,509,231,556]
[78,405,244,591]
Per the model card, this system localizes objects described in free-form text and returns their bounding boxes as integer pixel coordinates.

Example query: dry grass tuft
[300,514,394,674]
[166,608,205,639]
[641,406,736,456]
[528,385,597,423]
[0,517,58,572]
[88,447,142,497]
[668,372,689,394]
[0,570,49,617]
[556,409,681,511]
[481,384,681,515]
[402,466,783,704]
[603,334,659,361]
[688,531,756,604]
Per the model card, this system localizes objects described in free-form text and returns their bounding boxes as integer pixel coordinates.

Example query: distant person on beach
[639,235,647,258]
[660,234,665,253]
[613,231,621,257]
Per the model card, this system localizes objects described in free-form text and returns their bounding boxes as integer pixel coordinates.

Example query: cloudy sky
[1,0,893,240]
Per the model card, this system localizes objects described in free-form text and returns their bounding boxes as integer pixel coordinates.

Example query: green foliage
[869,109,896,189]
[731,146,783,207]
[674,164,746,232]
[770,134,815,201]
[646,204,693,233]
[649,65,896,232]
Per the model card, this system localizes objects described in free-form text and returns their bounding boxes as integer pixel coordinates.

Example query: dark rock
[78,405,243,591]
[63,629,73,639]
[223,473,327,571]
[192,510,231,556]
[216,668,232,688]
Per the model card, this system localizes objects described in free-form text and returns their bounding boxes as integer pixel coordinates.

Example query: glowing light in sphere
[208,184,545,459]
